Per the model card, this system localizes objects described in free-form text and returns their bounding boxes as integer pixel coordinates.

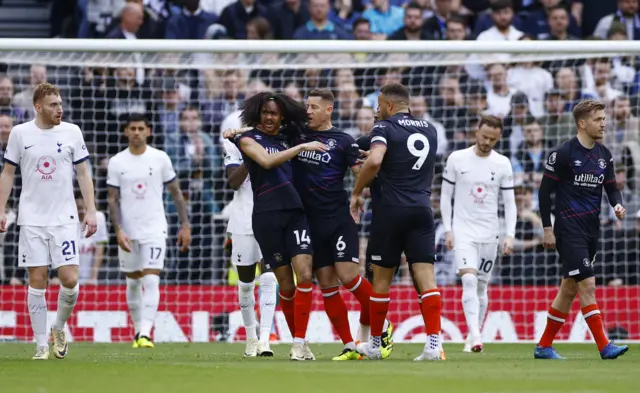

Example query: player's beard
[49,112,62,126]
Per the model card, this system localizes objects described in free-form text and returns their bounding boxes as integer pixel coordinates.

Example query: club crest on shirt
[326,138,337,150]
[470,182,489,203]
[132,181,148,199]
[598,158,607,169]
[36,156,56,180]
[548,152,556,165]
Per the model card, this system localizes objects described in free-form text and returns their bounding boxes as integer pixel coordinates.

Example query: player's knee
[295,270,313,285]
[335,262,358,284]
[259,271,277,289]
[559,280,579,298]
[477,279,489,298]
[461,273,478,291]
[578,278,597,299]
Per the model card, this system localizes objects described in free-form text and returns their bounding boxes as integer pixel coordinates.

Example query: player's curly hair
[240,92,307,129]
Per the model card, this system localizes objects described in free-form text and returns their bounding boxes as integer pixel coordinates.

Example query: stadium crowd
[0,0,639,287]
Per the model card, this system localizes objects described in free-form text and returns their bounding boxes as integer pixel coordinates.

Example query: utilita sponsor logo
[574,173,604,185]
[298,150,331,164]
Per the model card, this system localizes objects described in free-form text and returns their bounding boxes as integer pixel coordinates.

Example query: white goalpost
[0,39,638,344]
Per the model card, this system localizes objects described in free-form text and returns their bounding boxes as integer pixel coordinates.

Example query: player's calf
[460,271,482,352]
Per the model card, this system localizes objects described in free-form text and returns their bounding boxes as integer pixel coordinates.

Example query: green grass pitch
[1,343,637,393]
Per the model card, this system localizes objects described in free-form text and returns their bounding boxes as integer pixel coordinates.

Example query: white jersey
[3,120,89,226]
[106,146,176,241]
[442,147,514,243]
[78,211,108,282]
[222,138,253,235]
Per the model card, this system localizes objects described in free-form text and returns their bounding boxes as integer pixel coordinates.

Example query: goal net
[0,39,638,344]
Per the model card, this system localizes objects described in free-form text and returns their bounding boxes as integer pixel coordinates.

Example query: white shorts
[119,238,167,273]
[454,241,498,282]
[19,224,80,269]
[231,233,262,267]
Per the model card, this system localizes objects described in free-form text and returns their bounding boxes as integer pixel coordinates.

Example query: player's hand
[444,231,454,251]
[542,227,556,250]
[222,127,252,139]
[83,210,98,238]
[502,236,514,256]
[614,204,626,220]
[349,194,365,224]
[300,141,329,152]
[0,211,6,233]
[116,229,133,252]
[177,224,192,252]
[357,149,370,164]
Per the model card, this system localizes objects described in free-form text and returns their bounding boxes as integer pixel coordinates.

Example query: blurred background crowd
[0,0,638,288]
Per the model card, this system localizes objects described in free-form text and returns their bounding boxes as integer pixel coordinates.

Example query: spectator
[423,0,456,40]
[219,79,270,136]
[507,59,554,118]
[330,0,361,31]
[107,0,165,39]
[165,106,218,284]
[512,116,549,192]
[572,0,618,38]
[363,67,402,109]
[605,23,637,88]
[502,92,531,156]
[267,0,310,39]
[283,82,303,102]
[293,0,351,39]
[542,5,581,40]
[388,2,430,40]
[352,17,373,40]
[602,164,640,232]
[218,0,268,39]
[409,95,449,156]
[246,16,273,39]
[165,0,218,39]
[335,82,362,129]
[485,63,517,118]
[344,106,376,138]
[154,77,186,146]
[361,0,405,38]
[476,0,524,41]
[12,64,47,119]
[554,67,597,111]
[593,0,640,40]
[538,88,575,144]
[0,76,26,124]
[445,13,469,40]
[524,0,581,39]
[201,69,244,136]
[0,114,12,156]
[474,0,524,38]
[591,58,624,103]
[332,68,356,90]
[431,74,466,138]
[78,0,124,38]
[106,1,143,38]
[605,96,640,170]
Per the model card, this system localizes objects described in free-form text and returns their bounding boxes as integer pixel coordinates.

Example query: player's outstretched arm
[350,143,386,223]
[0,163,16,232]
[107,186,132,252]
[76,161,98,237]
[166,179,191,252]
[239,137,327,170]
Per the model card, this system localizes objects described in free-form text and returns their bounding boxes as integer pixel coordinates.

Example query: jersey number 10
[407,133,430,170]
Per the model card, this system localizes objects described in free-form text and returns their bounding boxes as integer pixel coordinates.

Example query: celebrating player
[235,92,326,360]
[350,83,442,361]
[222,132,278,357]
[293,89,384,360]
[440,115,517,353]
[107,113,191,349]
[76,194,108,285]
[535,99,628,360]
[0,83,98,360]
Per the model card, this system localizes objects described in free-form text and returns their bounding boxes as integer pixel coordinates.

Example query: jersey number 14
[407,133,430,170]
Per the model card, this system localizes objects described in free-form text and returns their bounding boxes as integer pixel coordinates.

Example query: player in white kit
[107,113,191,349]
[0,83,98,360]
[222,136,277,357]
[75,194,108,284]
[440,115,517,353]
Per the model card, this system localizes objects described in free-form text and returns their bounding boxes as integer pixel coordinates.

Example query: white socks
[258,272,277,344]
[238,280,257,340]
[358,324,371,343]
[461,273,481,338]
[477,278,489,331]
[53,284,79,331]
[28,286,48,347]
[126,277,143,335]
[140,274,160,338]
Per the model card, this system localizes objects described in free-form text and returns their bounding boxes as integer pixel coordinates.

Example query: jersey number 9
[407,133,430,170]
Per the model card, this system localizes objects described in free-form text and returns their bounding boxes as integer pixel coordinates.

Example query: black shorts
[557,234,597,282]
[252,209,313,270]
[367,206,436,268]
[307,212,360,270]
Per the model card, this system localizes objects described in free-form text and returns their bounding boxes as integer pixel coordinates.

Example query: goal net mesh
[0,48,638,344]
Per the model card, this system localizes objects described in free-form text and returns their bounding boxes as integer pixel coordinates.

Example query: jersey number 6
[407,133,430,170]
